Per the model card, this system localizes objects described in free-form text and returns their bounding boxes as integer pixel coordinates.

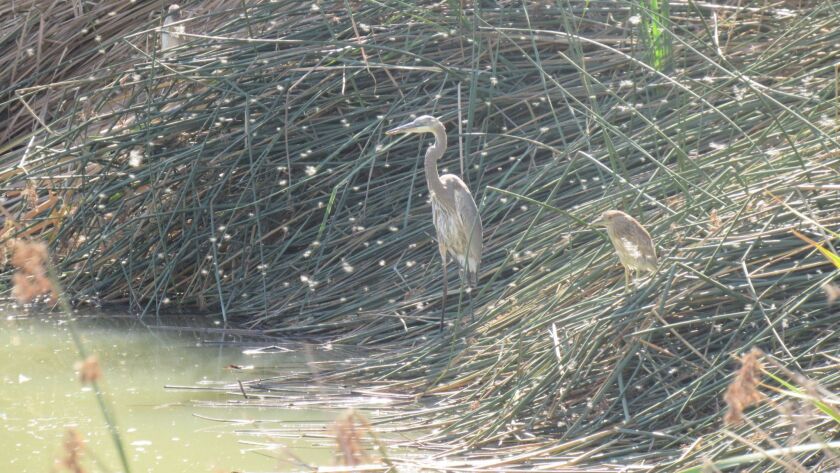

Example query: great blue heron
[386,115,482,331]
[161,5,184,55]
[593,210,657,292]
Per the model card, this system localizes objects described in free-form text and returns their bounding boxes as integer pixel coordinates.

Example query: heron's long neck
[424,123,447,197]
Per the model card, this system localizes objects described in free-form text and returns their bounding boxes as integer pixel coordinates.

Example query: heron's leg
[624,267,632,294]
[439,244,448,332]
[470,268,478,321]
[456,269,473,322]
[468,284,474,321]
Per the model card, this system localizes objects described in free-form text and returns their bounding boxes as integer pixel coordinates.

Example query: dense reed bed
[3,0,840,470]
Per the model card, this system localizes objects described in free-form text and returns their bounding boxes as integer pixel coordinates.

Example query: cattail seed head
[9,239,57,304]
[723,348,765,424]
[75,355,102,385]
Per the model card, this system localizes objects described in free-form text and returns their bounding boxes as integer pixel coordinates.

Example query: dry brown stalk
[22,181,38,208]
[0,219,17,265]
[723,347,765,425]
[9,238,57,304]
[709,208,721,232]
[332,409,372,466]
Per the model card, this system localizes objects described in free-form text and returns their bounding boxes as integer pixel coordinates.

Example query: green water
[0,315,344,472]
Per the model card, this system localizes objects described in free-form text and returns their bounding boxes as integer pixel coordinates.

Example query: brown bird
[593,210,657,292]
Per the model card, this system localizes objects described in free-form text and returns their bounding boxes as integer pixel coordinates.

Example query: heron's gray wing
[447,177,482,279]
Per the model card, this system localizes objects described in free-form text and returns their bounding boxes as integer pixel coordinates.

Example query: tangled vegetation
[2,0,839,470]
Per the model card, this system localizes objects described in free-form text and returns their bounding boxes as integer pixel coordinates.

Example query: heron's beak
[591,215,605,228]
[386,122,418,136]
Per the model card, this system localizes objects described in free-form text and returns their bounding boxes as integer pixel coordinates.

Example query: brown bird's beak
[591,215,604,227]
[385,122,417,136]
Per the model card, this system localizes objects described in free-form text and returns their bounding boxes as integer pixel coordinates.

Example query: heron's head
[386,115,442,136]
[592,210,627,228]
[167,4,181,18]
